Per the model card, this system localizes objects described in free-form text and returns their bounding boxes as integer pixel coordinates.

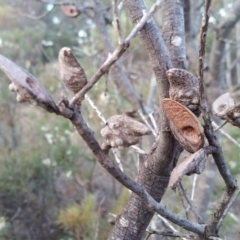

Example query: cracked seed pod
[0,54,58,113]
[166,68,200,115]
[100,115,151,148]
[226,102,240,127]
[212,93,235,120]
[162,99,204,153]
[59,47,87,99]
[169,149,207,190]
[61,5,80,18]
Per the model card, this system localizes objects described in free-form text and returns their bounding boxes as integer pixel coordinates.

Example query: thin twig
[148,111,158,132]
[111,148,124,171]
[216,187,240,230]
[208,237,223,240]
[191,174,198,201]
[212,121,240,149]
[113,0,123,44]
[145,227,196,239]
[177,184,189,219]
[157,215,188,240]
[104,70,109,96]
[36,0,78,6]
[185,174,198,216]
[108,212,117,218]
[10,207,21,222]
[179,182,204,224]
[207,187,238,234]
[213,120,227,132]
[69,0,164,106]
[85,94,123,170]
[138,110,157,136]
[85,94,107,123]
[131,145,147,155]
[125,0,163,42]
[94,197,105,240]
[19,6,55,19]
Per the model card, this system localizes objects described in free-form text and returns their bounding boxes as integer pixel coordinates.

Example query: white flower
[42,158,51,166]
[66,171,72,178]
[64,130,72,135]
[45,133,53,144]
[59,136,66,142]
[41,126,48,132]
[0,217,6,230]
[42,158,57,167]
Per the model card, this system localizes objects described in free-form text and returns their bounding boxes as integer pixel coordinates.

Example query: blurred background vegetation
[0,0,239,239]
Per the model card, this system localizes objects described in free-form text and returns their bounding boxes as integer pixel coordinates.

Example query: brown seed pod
[61,5,80,18]
[59,47,87,101]
[166,68,200,115]
[162,99,204,153]
[169,149,207,190]
[101,115,151,148]
[0,54,58,113]
[212,93,235,120]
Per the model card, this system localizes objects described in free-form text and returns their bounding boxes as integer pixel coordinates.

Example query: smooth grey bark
[92,0,143,111]
[109,1,185,239]
[162,0,187,69]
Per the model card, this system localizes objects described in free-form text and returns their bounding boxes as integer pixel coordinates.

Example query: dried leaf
[212,93,235,119]
[101,115,151,148]
[59,47,87,102]
[169,149,207,190]
[61,5,80,18]
[162,99,204,153]
[166,68,200,115]
[0,54,58,113]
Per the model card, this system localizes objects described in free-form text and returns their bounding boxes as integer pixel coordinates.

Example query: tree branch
[198,0,238,236]
[69,0,164,107]
[206,187,240,235]
[145,228,197,239]
[198,0,236,189]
